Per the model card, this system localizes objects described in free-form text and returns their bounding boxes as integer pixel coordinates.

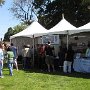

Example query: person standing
[63,45,74,73]
[10,43,18,71]
[2,42,8,63]
[58,46,66,67]
[22,45,31,69]
[45,41,55,72]
[7,47,14,76]
[38,44,46,71]
[0,43,4,78]
[85,44,90,58]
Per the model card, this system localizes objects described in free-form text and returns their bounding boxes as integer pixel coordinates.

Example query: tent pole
[66,30,69,50]
[32,35,34,68]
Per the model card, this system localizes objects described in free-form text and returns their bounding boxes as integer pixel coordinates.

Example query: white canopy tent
[10,21,48,67]
[47,17,90,49]
[48,18,77,35]
[66,22,90,35]
[47,14,90,35]
[47,17,77,49]
[79,22,90,30]
[10,21,48,39]
[76,22,90,33]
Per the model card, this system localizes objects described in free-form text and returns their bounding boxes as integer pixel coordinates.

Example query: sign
[42,35,60,44]
[73,58,90,73]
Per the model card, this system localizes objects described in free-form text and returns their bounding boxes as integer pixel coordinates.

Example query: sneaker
[16,69,19,71]
[10,74,13,76]
[0,76,4,78]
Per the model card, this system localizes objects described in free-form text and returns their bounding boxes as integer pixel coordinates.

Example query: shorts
[45,55,54,65]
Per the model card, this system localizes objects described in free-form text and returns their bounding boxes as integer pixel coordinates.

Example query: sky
[0,0,20,39]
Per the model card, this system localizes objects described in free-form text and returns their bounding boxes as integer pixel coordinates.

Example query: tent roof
[10,21,48,39]
[48,18,77,35]
[78,22,90,30]
[69,22,90,35]
[48,18,90,35]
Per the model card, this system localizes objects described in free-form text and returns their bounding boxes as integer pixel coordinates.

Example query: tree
[35,0,90,28]
[3,23,27,41]
[0,0,5,6]
[10,0,90,29]
[36,0,62,29]
[10,0,37,25]
[4,27,13,41]
[13,22,27,34]
[63,0,90,27]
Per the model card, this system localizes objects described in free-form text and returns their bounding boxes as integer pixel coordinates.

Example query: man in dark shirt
[10,43,18,71]
[45,41,55,72]
[58,46,66,66]
[63,45,74,73]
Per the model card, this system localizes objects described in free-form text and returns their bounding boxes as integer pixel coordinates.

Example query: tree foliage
[0,0,5,6]
[35,0,62,29]
[3,23,27,41]
[4,27,13,41]
[63,0,90,27]
[10,0,90,29]
[34,0,90,28]
[10,0,36,25]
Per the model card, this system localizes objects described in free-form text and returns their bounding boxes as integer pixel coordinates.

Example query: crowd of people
[0,41,56,78]
[0,40,76,78]
[1,40,90,78]
[0,42,18,78]
[21,41,55,72]
[20,41,75,73]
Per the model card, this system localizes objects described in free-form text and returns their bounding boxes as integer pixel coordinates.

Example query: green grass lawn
[0,68,90,90]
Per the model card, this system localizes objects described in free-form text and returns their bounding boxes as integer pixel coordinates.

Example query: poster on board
[42,35,60,44]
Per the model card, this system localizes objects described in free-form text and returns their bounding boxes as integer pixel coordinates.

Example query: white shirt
[0,48,4,61]
[86,48,90,57]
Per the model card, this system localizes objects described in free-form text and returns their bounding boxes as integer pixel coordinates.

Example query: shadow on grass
[23,68,90,79]
[3,63,90,79]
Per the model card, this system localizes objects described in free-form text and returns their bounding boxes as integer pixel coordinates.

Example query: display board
[42,35,60,44]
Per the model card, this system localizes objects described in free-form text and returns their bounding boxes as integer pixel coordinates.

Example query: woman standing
[0,42,4,78]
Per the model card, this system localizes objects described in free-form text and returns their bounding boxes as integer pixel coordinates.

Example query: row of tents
[10,17,90,65]
[10,17,90,51]
[10,17,90,39]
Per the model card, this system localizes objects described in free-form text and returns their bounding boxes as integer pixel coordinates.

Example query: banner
[42,35,60,44]
[73,58,90,73]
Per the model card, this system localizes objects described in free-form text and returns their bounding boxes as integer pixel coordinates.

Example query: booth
[10,21,48,54]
